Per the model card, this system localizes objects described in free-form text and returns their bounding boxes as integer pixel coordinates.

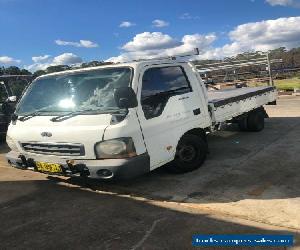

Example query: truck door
[136,65,204,169]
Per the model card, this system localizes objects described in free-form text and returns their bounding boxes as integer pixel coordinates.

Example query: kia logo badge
[41,132,52,137]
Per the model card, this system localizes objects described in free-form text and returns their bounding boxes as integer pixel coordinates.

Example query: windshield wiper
[50,110,89,122]
[18,111,40,121]
[50,108,126,122]
[18,104,58,121]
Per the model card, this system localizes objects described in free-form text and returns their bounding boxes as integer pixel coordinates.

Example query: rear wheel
[238,117,248,131]
[238,109,265,132]
[166,134,207,173]
[247,110,265,132]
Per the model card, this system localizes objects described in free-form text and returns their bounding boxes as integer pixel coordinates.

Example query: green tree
[80,61,114,68]
[4,66,22,75]
[20,69,32,75]
[33,70,47,78]
[46,65,70,73]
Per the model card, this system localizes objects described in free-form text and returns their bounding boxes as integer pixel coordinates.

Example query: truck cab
[6,60,276,179]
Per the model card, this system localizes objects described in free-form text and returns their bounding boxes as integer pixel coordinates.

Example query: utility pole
[266,51,274,86]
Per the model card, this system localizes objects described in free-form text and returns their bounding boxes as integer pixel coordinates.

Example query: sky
[1,0,300,72]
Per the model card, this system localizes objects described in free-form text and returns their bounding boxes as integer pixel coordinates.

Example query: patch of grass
[247,82,267,88]
[248,77,300,90]
[274,78,300,91]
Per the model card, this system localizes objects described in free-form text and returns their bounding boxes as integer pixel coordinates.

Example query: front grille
[21,142,85,156]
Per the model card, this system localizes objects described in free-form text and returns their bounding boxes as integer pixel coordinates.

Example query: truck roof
[36,59,190,80]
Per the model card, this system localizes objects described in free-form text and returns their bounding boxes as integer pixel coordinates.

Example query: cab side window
[141,66,191,119]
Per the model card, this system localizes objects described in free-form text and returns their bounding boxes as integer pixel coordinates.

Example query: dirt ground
[0,95,299,250]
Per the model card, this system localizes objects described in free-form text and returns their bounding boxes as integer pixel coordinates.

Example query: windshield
[15,67,132,115]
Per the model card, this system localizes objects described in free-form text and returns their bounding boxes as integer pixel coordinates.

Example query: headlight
[6,135,19,151]
[95,137,137,159]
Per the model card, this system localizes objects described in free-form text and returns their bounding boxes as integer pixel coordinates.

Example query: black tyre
[166,134,208,173]
[247,110,265,132]
[238,117,248,131]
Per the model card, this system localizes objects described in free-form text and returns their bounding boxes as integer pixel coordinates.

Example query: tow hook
[17,155,35,170]
[66,160,90,177]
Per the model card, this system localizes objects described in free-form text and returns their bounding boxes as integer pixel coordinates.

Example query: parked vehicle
[0,81,17,140]
[5,58,277,179]
[0,75,32,140]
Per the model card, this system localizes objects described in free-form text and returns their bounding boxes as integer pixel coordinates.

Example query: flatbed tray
[207,86,276,108]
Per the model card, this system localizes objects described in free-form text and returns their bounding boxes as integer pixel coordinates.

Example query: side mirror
[114,87,138,109]
[7,96,17,102]
[1,96,16,115]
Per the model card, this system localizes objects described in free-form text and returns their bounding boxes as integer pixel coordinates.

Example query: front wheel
[166,134,208,174]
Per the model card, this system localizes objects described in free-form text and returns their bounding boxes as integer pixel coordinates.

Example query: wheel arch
[180,127,207,143]
[166,127,208,173]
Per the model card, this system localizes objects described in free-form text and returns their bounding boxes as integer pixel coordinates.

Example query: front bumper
[6,151,150,180]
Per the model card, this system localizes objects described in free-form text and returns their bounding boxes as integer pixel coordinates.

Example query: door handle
[193,108,201,115]
[178,96,189,100]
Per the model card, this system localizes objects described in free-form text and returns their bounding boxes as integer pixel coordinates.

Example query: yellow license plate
[36,162,62,173]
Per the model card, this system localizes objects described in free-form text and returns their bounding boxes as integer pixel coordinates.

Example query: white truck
[5,58,277,179]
